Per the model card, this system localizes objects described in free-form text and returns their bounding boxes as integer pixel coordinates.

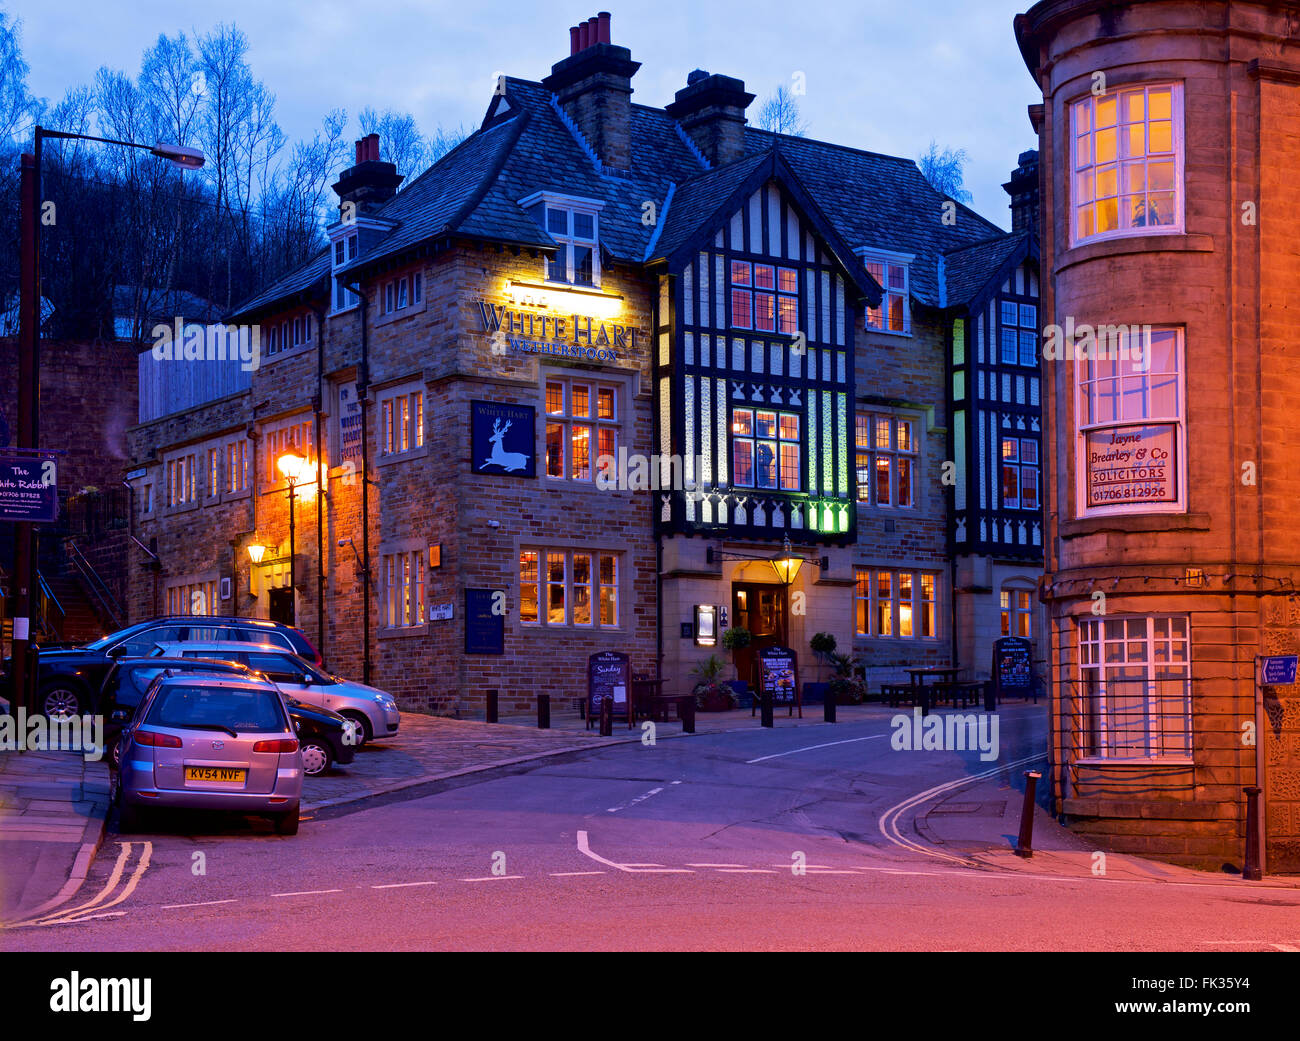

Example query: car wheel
[273,806,300,836]
[340,712,372,747]
[40,681,84,720]
[108,737,122,769]
[299,739,332,777]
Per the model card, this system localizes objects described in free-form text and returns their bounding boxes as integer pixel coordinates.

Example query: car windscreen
[145,685,288,733]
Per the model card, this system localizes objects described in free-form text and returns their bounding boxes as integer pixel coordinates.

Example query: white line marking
[370,881,438,890]
[549,871,606,877]
[461,875,524,882]
[606,785,666,813]
[20,843,133,926]
[746,734,886,764]
[687,863,748,868]
[160,899,238,909]
[54,911,127,923]
[576,831,694,873]
[273,888,342,898]
[717,869,776,874]
[1272,944,1300,952]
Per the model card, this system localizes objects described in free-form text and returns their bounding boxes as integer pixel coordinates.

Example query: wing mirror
[110,709,129,723]
[301,673,314,685]
[107,645,126,659]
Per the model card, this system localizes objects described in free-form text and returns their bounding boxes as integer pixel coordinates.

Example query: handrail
[66,541,125,631]
[128,534,160,562]
[35,569,66,638]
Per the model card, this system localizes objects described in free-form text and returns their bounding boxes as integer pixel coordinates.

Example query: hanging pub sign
[758,645,801,717]
[336,382,364,468]
[991,636,1034,703]
[471,401,536,478]
[1084,423,1177,508]
[587,650,630,723]
[464,588,505,655]
[0,452,58,523]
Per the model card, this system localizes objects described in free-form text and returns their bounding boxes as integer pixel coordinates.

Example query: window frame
[521,192,605,289]
[544,376,620,483]
[855,568,940,639]
[858,248,913,336]
[518,547,620,629]
[855,412,918,508]
[731,407,801,492]
[377,382,425,460]
[381,548,426,629]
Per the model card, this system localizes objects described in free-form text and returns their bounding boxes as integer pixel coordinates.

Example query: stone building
[1017,0,1300,869]
[125,13,1037,715]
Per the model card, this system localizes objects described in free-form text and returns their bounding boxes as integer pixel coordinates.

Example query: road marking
[1273,944,1300,952]
[717,869,775,874]
[272,888,342,898]
[160,899,239,909]
[688,863,748,868]
[549,871,606,877]
[19,843,132,926]
[878,753,1046,867]
[461,875,524,882]
[54,911,128,923]
[607,785,667,814]
[370,881,438,890]
[21,842,153,928]
[746,734,886,764]
[577,831,693,873]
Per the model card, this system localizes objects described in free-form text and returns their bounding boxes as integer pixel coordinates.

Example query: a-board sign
[991,637,1033,700]
[464,588,504,655]
[758,645,799,711]
[588,651,630,720]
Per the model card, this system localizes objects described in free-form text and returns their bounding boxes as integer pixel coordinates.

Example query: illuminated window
[857,569,940,638]
[382,550,425,627]
[523,193,603,287]
[520,548,619,628]
[732,408,800,490]
[262,419,315,491]
[1001,438,1039,510]
[1072,84,1182,244]
[855,412,916,507]
[379,386,424,457]
[544,377,619,482]
[225,439,249,493]
[1000,587,1033,637]
[729,261,798,334]
[859,249,911,334]
[165,454,197,507]
[166,578,218,616]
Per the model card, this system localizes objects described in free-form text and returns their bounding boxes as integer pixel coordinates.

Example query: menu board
[758,646,798,705]
[588,651,630,720]
[991,637,1033,699]
[1084,424,1177,508]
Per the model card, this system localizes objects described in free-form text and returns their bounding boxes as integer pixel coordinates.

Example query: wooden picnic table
[906,666,962,714]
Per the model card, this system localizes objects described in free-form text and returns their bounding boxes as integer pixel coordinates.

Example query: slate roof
[942,231,1033,309]
[227,69,1026,321]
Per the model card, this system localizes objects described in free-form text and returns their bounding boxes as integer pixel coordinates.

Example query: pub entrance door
[268,587,295,627]
[732,582,786,689]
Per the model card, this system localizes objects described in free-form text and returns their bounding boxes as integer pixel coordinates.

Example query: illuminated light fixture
[505,280,623,319]
[278,451,307,483]
[770,535,804,586]
[246,543,267,564]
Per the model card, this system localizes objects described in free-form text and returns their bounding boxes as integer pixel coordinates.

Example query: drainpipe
[311,305,328,671]
[344,279,373,685]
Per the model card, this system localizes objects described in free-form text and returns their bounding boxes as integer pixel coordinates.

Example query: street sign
[1262,655,1298,686]
[0,452,58,523]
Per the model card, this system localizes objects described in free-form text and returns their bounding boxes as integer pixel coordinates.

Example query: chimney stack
[543,12,640,171]
[1003,149,1040,236]
[333,134,403,215]
[665,70,755,167]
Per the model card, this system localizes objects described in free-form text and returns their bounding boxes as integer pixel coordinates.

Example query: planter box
[726,679,752,708]
[802,681,828,705]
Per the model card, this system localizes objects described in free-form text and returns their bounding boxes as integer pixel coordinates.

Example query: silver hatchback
[117,674,304,835]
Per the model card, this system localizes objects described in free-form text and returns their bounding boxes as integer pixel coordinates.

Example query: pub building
[1018,0,1300,869]
[125,13,1040,717]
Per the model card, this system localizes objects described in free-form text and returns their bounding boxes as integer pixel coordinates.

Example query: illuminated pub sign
[476,298,639,365]
[1084,423,1177,508]
[472,400,536,478]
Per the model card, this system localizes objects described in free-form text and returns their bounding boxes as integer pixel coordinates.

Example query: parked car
[99,657,355,776]
[12,616,323,719]
[152,641,400,746]
[116,673,304,834]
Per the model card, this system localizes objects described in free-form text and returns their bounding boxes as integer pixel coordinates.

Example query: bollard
[1243,786,1263,881]
[920,684,931,718]
[599,695,613,737]
[486,688,498,724]
[680,695,696,734]
[983,680,996,713]
[537,693,550,730]
[824,683,836,723]
[1014,770,1041,858]
[761,688,774,728]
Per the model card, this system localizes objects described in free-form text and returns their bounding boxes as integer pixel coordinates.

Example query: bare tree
[0,10,39,143]
[139,32,202,150]
[753,85,808,137]
[918,140,973,204]
[426,123,470,166]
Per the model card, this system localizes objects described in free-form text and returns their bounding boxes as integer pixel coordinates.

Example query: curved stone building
[1016,0,1300,869]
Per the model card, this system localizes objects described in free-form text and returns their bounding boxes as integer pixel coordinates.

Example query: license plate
[185,766,246,783]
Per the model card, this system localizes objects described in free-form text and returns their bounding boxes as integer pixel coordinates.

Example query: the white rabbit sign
[472,401,536,478]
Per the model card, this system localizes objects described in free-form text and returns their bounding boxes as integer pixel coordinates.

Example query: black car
[14,615,323,719]
[100,657,355,777]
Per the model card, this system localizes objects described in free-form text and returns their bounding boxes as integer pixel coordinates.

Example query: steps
[41,575,108,645]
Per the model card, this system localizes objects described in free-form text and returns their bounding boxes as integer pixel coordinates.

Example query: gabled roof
[227,249,330,323]
[943,231,1036,310]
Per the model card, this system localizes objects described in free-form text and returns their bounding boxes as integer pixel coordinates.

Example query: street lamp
[11,127,203,714]
[276,452,310,625]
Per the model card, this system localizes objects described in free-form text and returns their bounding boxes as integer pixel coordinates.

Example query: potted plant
[804,632,838,703]
[691,654,738,711]
[720,625,752,700]
[827,651,868,705]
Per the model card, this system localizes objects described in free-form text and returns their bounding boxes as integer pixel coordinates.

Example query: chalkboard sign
[588,651,630,722]
[758,645,801,717]
[465,588,505,655]
[991,637,1033,702]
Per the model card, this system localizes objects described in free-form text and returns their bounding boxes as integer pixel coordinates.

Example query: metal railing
[35,569,65,639]
[66,540,125,631]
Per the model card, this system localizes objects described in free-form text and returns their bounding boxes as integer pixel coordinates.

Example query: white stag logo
[483,418,529,472]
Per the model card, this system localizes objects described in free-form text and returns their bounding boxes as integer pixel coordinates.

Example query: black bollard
[599,695,613,737]
[760,688,774,728]
[824,683,837,723]
[920,683,931,718]
[983,680,996,712]
[1244,786,1263,881]
[486,688,498,724]
[537,693,550,730]
[1014,770,1041,858]
[680,695,696,734]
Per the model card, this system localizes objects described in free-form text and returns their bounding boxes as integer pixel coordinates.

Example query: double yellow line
[3,841,151,928]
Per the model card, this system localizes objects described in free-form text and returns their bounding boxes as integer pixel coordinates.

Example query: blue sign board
[465,587,505,655]
[471,400,535,478]
[0,452,58,523]
[1262,655,1298,686]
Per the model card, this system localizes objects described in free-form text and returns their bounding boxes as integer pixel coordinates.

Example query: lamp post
[11,128,202,714]
[276,453,309,625]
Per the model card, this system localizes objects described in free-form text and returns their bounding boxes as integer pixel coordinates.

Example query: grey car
[117,673,304,835]
[152,641,400,746]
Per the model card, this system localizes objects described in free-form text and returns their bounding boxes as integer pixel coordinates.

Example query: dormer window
[331,231,359,313]
[857,248,912,335]
[521,192,603,288]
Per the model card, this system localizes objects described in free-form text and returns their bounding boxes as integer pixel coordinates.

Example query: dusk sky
[10,0,1039,225]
